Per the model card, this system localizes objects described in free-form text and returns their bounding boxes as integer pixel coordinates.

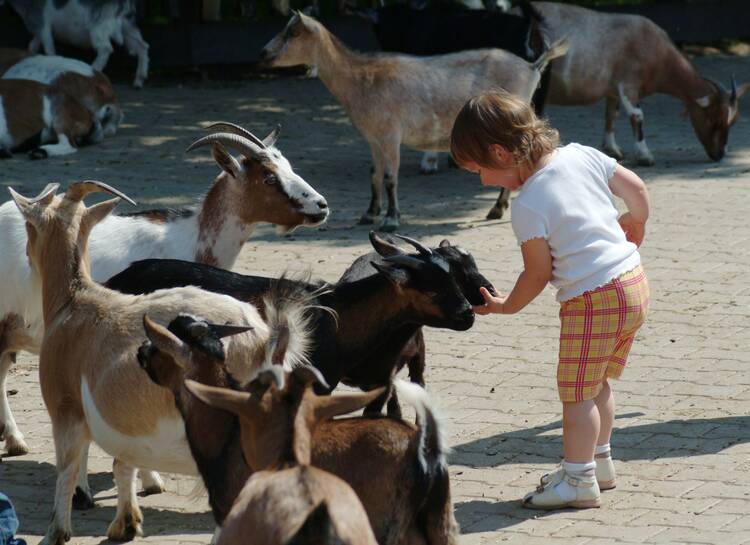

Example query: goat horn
[209,323,255,338]
[204,122,267,149]
[703,77,727,95]
[731,75,738,103]
[392,234,432,256]
[66,180,136,205]
[262,125,281,148]
[291,365,330,391]
[186,133,265,159]
[24,182,60,205]
[383,254,425,270]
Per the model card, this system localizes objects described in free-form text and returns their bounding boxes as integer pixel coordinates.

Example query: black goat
[107,232,490,415]
[368,0,550,220]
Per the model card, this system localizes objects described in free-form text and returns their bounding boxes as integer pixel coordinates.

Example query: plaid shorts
[557,265,650,403]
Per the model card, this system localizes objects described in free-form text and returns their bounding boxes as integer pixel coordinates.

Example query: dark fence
[0,1,748,70]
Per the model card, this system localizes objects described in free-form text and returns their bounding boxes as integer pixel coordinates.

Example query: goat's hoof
[29,148,48,160]
[4,436,30,457]
[139,470,166,495]
[39,527,70,545]
[378,218,400,233]
[141,484,165,496]
[636,156,655,167]
[0,148,12,159]
[357,214,377,225]
[486,206,506,220]
[73,487,96,510]
[419,166,438,175]
[604,148,624,161]
[133,79,145,89]
[107,509,143,542]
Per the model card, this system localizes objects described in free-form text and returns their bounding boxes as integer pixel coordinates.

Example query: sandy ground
[1,53,750,544]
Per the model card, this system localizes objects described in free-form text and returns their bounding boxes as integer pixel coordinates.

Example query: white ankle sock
[595,443,611,456]
[552,461,596,501]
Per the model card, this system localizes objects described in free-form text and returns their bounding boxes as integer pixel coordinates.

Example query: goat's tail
[532,37,569,73]
[261,275,317,370]
[394,380,459,545]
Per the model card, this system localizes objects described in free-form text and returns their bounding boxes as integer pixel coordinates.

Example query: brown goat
[140,313,459,545]
[186,367,379,545]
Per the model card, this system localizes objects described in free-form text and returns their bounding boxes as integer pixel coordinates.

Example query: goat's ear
[185,379,257,416]
[142,314,188,368]
[371,261,409,287]
[369,231,404,257]
[287,502,340,545]
[81,197,120,235]
[211,143,243,179]
[313,387,386,422]
[439,239,451,248]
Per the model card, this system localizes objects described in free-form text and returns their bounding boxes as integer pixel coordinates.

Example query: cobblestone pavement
[1,54,749,544]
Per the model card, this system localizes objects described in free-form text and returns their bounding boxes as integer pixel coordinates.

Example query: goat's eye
[264,173,279,185]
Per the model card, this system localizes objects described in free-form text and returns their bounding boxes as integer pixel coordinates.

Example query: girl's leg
[594,379,614,446]
[563,399,599,463]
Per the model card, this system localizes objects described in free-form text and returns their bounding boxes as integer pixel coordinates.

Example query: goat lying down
[139,316,458,545]
[0,124,326,462]
[107,232,487,416]
[4,55,123,137]
[0,78,99,158]
[535,1,748,165]
[8,181,311,544]
[260,12,568,231]
[3,0,150,87]
[0,48,30,75]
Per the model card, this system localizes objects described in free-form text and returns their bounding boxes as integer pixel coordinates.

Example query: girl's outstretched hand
[473,287,508,315]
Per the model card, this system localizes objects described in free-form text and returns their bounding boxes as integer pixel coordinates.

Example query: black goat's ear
[371,261,409,286]
[369,231,404,257]
[439,239,451,248]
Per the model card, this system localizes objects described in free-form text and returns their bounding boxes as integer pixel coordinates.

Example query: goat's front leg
[39,25,56,55]
[0,351,29,456]
[379,138,402,232]
[107,458,144,541]
[28,36,42,54]
[40,418,89,545]
[486,188,509,220]
[602,93,624,160]
[419,151,439,174]
[618,83,655,166]
[122,19,150,88]
[89,26,115,72]
[358,145,384,225]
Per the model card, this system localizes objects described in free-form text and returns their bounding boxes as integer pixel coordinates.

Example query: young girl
[451,91,650,510]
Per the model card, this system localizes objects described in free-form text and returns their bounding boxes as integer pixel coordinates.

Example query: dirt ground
[1,53,750,544]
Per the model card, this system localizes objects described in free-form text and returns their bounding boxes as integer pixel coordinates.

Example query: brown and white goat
[186,368,379,545]
[0,78,97,158]
[260,12,568,231]
[140,316,459,545]
[4,55,123,137]
[9,181,310,545]
[0,124,326,462]
[535,1,749,165]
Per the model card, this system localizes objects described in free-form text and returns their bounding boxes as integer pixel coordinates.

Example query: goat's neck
[195,175,255,269]
[312,29,371,111]
[40,237,92,324]
[653,46,714,103]
[324,275,418,359]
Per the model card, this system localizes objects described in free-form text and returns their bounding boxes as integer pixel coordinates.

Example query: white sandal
[524,471,601,510]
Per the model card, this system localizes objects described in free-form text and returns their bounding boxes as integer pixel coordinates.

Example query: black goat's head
[369,232,475,331]
[369,232,495,307]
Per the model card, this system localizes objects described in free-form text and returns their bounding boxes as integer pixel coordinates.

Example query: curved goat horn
[263,125,281,148]
[204,122,267,149]
[392,233,432,256]
[66,180,136,205]
[703,76,727,95]
[186,133,265,159]
[208,323,255,339]
[731,74,738,103]
[384,254,425,270]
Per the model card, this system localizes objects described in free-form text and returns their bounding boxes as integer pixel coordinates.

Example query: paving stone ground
[1,53,749,544]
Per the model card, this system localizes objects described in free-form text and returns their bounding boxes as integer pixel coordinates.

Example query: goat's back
[219,466,377,545]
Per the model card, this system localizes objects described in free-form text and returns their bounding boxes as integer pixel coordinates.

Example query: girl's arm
[609,164,650,246]
[474,237,552,315]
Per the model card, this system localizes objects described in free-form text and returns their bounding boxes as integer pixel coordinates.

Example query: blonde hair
[450,90,559,169]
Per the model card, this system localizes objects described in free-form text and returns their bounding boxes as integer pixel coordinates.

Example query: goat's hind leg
[419,151,439,175]
[379,139,402,233]
[107,459,144,541]
[0,350,28,456]
[359,146,384,225]
[139,468,166,496]
[486,188,510,220]
[618,83,655,166]
[122,18,150,88]
[602,93,624,161]
[72,443,96,509]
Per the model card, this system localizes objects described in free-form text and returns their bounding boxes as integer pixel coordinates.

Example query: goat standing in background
[8,181,312,544]
[4,55,123,137]
[535,1,748,165]
[0,123,327,463]
[2,0,150,87]
[260,12,567,232]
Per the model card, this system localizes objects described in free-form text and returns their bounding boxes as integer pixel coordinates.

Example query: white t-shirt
[511,143,641,302]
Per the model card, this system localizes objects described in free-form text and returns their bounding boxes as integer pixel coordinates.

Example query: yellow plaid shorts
[558,265,649,403]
